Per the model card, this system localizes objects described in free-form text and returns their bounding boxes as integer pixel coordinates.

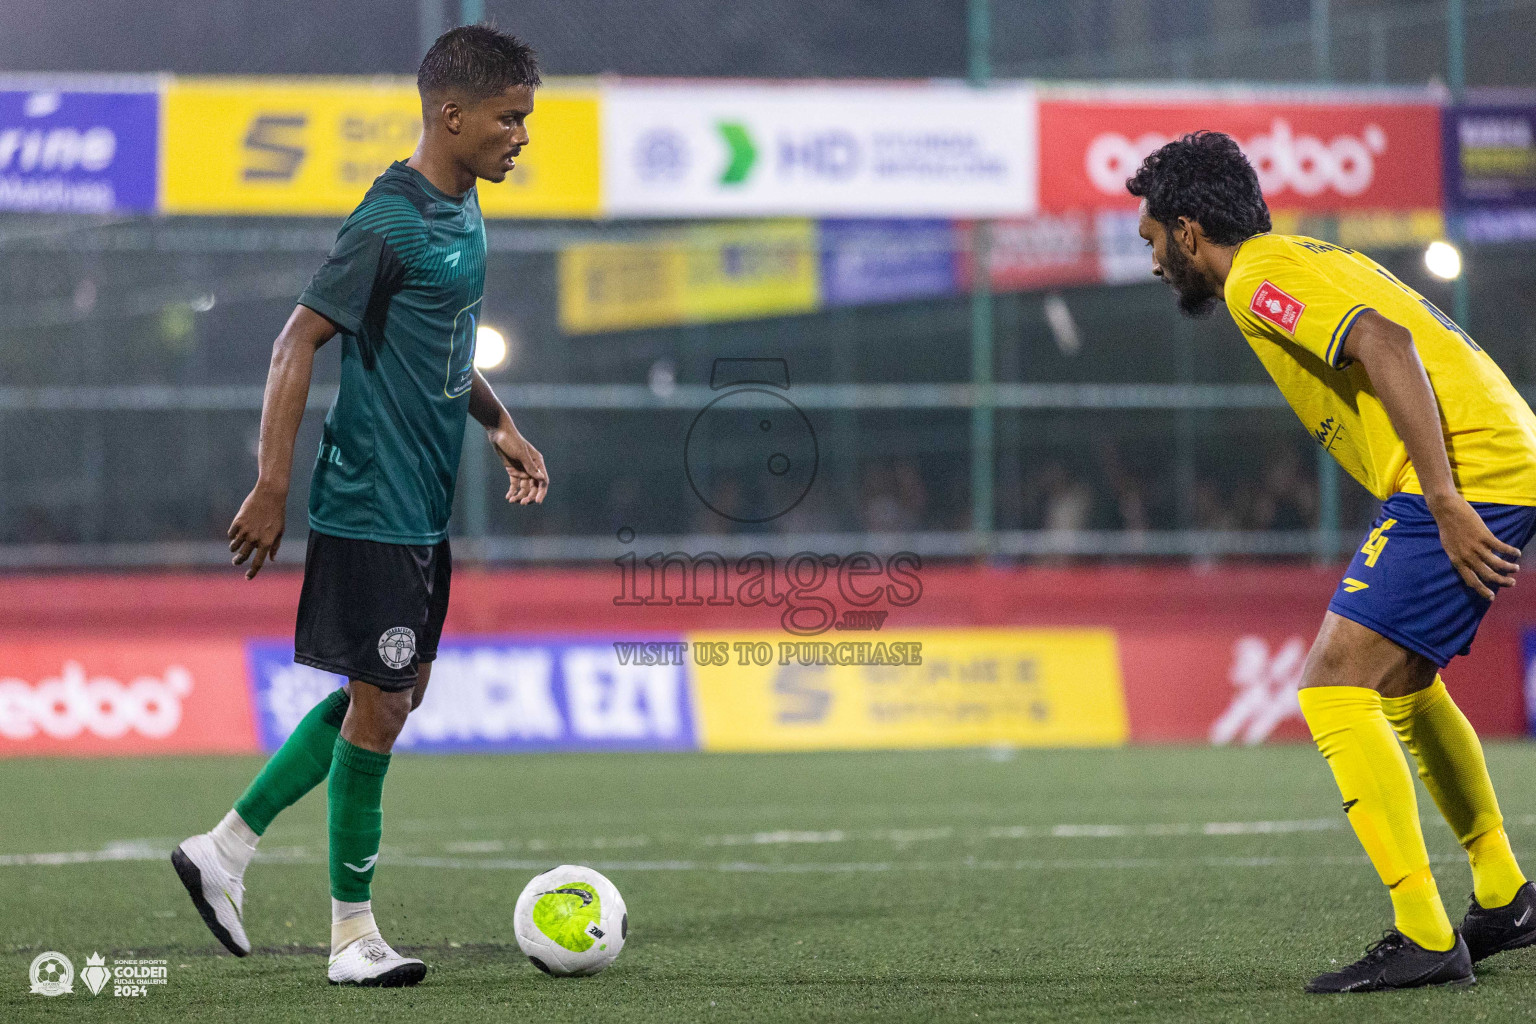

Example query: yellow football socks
[1381,677,1528,909]
[1467,828,1527,909]
[1299,685,1456,951]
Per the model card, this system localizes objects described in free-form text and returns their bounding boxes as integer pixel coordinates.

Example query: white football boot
[328,920,427,987]
[171,832,251,956]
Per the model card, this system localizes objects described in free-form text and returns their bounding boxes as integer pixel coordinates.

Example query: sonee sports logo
[377,627,417,670]
[81,954,111,995]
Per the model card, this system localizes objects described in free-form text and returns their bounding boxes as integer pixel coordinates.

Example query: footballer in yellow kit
[1130,131,1536,994]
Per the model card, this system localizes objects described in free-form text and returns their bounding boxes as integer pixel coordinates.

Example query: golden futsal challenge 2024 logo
[29,949,170,997]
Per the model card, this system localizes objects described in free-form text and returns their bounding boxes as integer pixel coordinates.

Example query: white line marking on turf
[702,818,1345,846]
[995,818,1343,840]
[0,846,1479,874]
[1,812,1507,871]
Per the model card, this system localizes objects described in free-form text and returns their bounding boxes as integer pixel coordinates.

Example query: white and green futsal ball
[514,865,627,976]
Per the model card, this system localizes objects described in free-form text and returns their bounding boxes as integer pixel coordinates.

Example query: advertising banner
[1,567,1525,757]
[0,85,159,213]
[0,640,256,756]
[958,213,1101,292]
[1039,93,1442,214]
[1524,628,1536,736]
[1119,631,1313,746]
[818,219,959,306]
[689,629,1127,751]
[1444,104,1536,242]
[1121,622,1526,745]
[559,220,819,333]
[162,77,600,217]
[245,637,697,753]
[603,83,1037,218]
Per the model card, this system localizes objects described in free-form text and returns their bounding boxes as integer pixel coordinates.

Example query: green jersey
[298,161,487,545]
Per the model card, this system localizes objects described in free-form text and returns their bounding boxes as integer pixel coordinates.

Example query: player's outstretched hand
[490,425,548,506]
[1431,492,1520,601]
[228,484,287,580]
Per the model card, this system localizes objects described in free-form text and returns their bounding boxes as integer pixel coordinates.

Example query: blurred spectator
[772,484,842,536]
[1093,440,1148,534]
[1191,478,1239,531]
[1247,447,1318,530]
[1035,460,1092,559]
[858,459,927,532]
[690,475,746,535]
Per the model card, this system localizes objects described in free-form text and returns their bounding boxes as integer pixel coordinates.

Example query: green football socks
[233,687,351,835]
[328,736,391,902]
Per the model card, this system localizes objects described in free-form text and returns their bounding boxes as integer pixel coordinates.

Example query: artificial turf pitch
[5,745,1536,1022]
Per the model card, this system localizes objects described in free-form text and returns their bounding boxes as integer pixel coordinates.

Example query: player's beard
[1161,233,1221,317]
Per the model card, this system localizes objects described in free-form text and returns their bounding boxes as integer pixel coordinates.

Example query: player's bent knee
[370,693,412,736]
[1300,634,1354,689]
[347,680,414,744]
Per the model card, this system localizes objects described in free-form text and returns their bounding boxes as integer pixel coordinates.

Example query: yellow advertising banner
[688,629,1128,751]
[161,77,600,217]
[558,239,689,333]
[559,220,820,334]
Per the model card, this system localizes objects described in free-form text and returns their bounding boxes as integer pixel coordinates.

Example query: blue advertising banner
[245,637,698,754]
[818,219,959,307]
[1524,628,1536,737]
[1444,104,1536,242]
[0,86,159,213]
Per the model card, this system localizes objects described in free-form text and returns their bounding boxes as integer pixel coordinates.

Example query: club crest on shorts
[378,626,417,670]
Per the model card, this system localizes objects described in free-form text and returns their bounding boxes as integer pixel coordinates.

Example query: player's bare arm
[227,304,337,579]
[1340,311,1521,600]
[468,368,547,505]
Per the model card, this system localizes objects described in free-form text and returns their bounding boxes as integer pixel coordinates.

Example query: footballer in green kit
[170,25,549,987]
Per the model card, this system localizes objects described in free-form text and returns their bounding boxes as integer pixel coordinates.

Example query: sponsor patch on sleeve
[1249,280,1306,334]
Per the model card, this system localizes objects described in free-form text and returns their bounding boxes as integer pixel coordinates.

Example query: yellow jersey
[1224,233,1536,505]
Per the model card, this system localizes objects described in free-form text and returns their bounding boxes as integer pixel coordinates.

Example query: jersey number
[1360,518,1397,568]
[1373,268,1480,352]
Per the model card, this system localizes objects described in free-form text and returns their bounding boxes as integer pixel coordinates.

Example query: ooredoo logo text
[1086,119,1388,199]
[0,661,192,740]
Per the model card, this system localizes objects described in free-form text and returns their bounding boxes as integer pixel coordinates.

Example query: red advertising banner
[0,564,1525,753]
[0,639,257,756]
[956,212,1101,292]
[1118,619,1525,745]
[1039,93,1443,214]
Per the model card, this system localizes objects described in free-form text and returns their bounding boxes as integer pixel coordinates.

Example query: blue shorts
[1328,492,1536,667]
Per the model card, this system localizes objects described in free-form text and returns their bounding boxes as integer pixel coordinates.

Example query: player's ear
[440,100,464,135]
[1177,216,1198,253]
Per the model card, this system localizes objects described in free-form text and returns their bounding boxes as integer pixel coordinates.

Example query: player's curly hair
[1125,131,1270,246]
[418,24,541,101]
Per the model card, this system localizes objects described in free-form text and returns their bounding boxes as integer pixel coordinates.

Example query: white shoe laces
[355,937,394,965]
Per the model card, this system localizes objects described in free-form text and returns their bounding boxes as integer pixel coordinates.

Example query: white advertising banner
[602,82,1037,218]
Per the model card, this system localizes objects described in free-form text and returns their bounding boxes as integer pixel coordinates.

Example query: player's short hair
[417,24,541,102]
[1125,131,1271,246]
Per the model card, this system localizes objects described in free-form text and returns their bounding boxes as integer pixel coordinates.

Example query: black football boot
[1305,930,1474,993]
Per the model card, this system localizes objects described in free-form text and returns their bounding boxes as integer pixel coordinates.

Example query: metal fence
[5,214,1527,569]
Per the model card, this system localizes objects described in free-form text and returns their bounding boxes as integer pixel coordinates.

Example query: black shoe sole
[171,846,249,958]
[1470,929,1536,963]
[329,962,427,987]
[1307,975,1475,994]
[1307,968,1476,994]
